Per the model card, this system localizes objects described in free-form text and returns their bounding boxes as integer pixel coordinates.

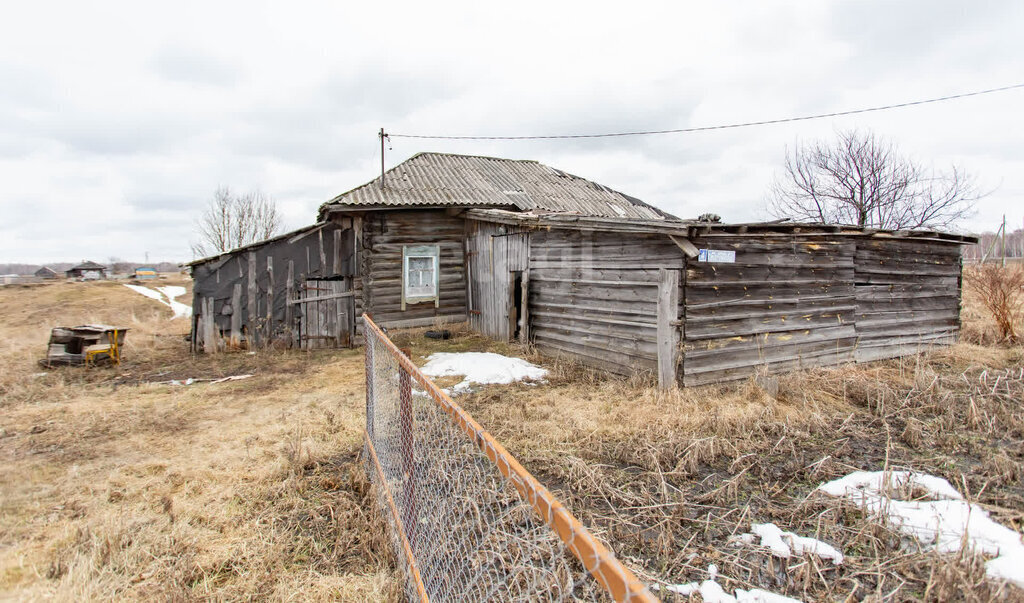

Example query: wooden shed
[66,261,107,280]
[188,152,976,387]
[34,266,59,279]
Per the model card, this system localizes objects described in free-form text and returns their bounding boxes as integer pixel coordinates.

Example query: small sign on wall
[697,249,736,263]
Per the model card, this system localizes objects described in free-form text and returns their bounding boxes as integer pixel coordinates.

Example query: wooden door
[299,278,354,349]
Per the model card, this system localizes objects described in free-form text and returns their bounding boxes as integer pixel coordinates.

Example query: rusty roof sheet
[319,152,678,221]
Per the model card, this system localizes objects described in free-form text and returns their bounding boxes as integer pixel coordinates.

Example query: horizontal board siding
[853,238,963,362]
[527,229,680,377]
[682,235,858,385]
[363,210,467,328]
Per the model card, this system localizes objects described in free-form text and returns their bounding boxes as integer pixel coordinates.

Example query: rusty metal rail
[362,313,656,602]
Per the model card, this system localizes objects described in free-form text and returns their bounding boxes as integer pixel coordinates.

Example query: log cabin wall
[852,236,964,362]
[190,220,357,350]
[360,209,468,329]
[527,229,684,378]
[465,220,529,340]
[681,234,858,386]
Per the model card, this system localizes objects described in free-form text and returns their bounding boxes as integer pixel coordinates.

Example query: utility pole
[379,128,387,190]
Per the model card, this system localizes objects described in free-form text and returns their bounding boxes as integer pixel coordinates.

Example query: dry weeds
[3,277,1023,601]
[449,341,1024,600]
[0,279,397,600]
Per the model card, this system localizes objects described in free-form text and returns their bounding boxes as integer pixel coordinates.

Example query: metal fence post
[365,331,375,442]
[399,346,416,549]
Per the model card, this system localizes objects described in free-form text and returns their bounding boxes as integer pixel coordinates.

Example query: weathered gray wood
[363,210,468,329]
[266,256,274,345]
[333,229,342,275]
[657,269,681,389]
[202,297,217,354]
[520,269,530,342]
[318,230,327,274]
[247,251,257,349]
[285,260,294,346]
[230,283,242,346]
[668,235,699,258]
[288,290,355,304]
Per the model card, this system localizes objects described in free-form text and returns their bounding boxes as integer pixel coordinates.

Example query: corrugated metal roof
[319,152,678,221]
[69,261,107,270]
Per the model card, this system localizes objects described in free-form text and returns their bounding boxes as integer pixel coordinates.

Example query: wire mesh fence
[362,314,656,602]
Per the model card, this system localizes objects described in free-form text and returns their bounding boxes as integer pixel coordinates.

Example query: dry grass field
[0,279,396,600]
[2,274,1023,601]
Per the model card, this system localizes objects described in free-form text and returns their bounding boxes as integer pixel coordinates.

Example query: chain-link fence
[362,314,656,602]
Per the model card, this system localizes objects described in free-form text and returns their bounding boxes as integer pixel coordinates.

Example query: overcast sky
[2,1,1022,263]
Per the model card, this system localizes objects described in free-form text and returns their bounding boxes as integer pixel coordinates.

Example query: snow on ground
[663,565,802,602]
[819,470,1024,587]
[156,286,191,318]
[124,284,192,319]
[420,352,547,393]
[732,523,844,565]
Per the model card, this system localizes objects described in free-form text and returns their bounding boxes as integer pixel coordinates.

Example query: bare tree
[192,186,282,257]
[767,129,982,230]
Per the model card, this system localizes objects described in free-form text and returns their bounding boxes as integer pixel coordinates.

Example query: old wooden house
[188,152,976,386]
[66,261,107,280]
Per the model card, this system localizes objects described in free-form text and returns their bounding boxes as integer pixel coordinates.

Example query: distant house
[65,261,107,280]
[34,266,59,279]
[134,267,158,279]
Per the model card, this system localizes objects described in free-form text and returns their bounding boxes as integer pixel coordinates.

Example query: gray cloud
[150,46,242,87]
[2,0,1022,262]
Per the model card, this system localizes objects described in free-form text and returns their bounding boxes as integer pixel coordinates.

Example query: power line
[387,83,1024,141]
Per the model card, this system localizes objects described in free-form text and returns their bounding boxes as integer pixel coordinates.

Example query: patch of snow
[819,470,1024,588]
[124,284,164,301]
[662,566,802,602]
[747,523,844,565]
[157,286,192,319]
[420,352,547,393]
[819,470,963,501]
[663,580,802,602]
[123,284,192,319]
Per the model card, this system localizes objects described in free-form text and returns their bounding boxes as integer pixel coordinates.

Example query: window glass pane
[405,255,436,298]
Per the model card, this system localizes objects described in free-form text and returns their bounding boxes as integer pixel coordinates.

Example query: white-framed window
[402,244,440,309]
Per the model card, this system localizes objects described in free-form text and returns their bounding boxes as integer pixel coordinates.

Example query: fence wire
[362,314,656,602]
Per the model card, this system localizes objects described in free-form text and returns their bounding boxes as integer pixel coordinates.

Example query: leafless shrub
[964,264,1024,343]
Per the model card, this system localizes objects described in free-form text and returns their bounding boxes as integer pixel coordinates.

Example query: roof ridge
[317,151,678,221]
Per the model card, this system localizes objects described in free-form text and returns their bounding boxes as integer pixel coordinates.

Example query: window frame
[401,244,440,309]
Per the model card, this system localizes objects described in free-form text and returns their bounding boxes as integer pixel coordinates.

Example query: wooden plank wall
[528,229,683,378]
[360,210,468,329]
[190,220,356,350]
[682,235,858,386]
[465,220,528,340]
[853,237,963,362]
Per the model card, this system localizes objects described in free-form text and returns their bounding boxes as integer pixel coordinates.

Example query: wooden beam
[333,229,342,275]
[656,268,681,389]
[230,283,242,346]
[285,260,294,347]
[247,252,257,349]
[318,229,327,275]
[520,269,530,343]
[266,256,275,345]
[203,297,217,354]
[287,290,355,305]
[668,235,699,259]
